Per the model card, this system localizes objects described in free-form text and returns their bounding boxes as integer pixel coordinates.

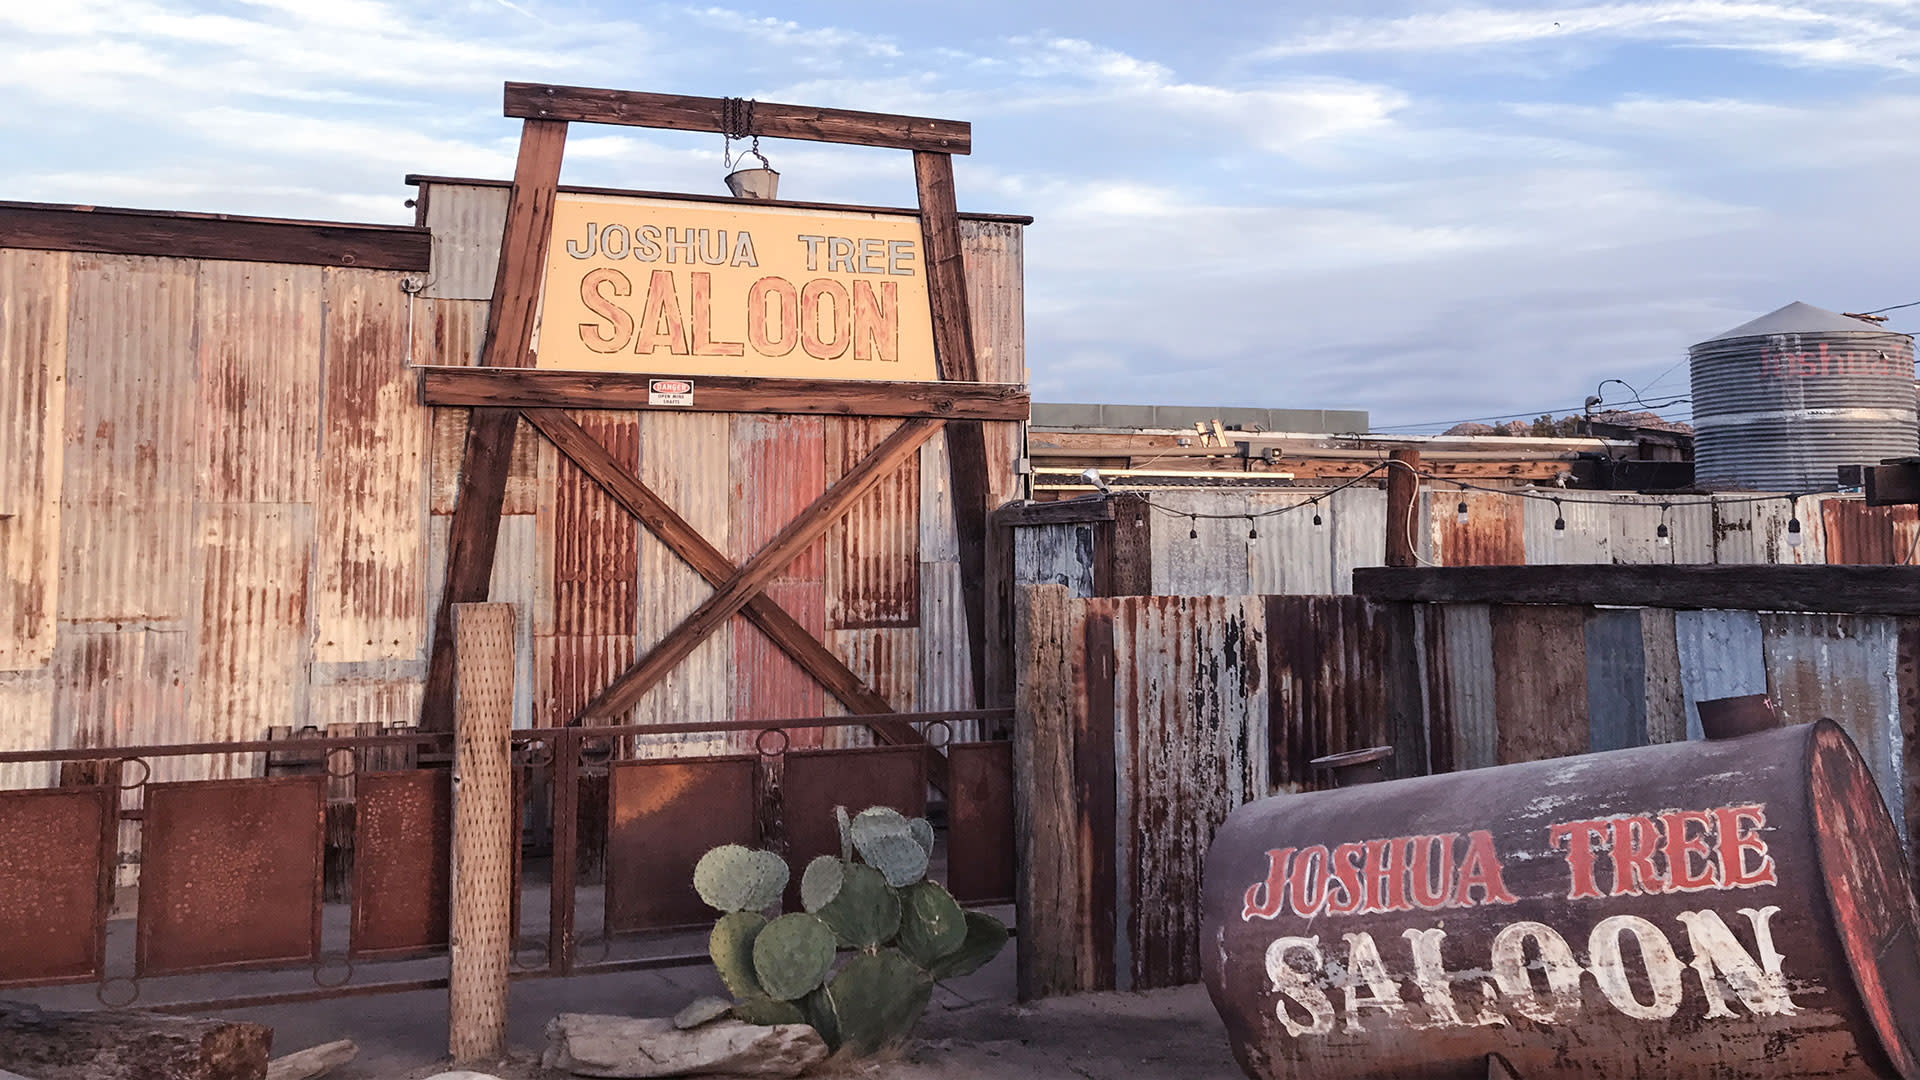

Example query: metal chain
[721,97,767,170]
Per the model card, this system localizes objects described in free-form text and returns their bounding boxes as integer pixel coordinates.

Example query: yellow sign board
[536,194,938,381]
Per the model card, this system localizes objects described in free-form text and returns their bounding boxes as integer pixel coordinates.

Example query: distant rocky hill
[1444,410,1693,438]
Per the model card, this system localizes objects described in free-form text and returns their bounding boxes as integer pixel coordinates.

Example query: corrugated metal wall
[0,181,1027,779]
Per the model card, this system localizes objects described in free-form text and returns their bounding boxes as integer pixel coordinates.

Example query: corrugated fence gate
[1012,566,1920,998]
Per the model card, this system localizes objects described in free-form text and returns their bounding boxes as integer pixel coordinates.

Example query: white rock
[544,1015,828,1078]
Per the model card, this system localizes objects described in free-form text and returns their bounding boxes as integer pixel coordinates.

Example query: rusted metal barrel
[1200,720,1920,1078]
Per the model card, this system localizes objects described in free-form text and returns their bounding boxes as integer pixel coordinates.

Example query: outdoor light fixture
[1658,503,1672,547]
[1553,497,1567,537]
[1247,516,1258,540]
[1190,515,1199,540]
[1311,500,1323,527]
[1080,467,1113,494]
[1456,500,1469,525]
[1787,517,1804,548]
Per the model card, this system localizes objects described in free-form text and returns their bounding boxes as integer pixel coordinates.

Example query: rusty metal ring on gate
[755,728,790,757]
[579,736,615,766]
[116,756,151,790]
[513,938,550,971]
[96,977,140,1008]
[522,739,554,767]
[584,934,614,965]
[925,721,954,749]
[312,954,354,989]
[324,751,358,780]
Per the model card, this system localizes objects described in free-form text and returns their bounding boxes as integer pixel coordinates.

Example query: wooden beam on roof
[504,83,971,154]
[419,366,1029,421]
[915,150,992,708]
[580,416,947,723]
[0,201,429,271]
[1353,564,1920,615]
[421,118,568,733]
[519,407,949,792]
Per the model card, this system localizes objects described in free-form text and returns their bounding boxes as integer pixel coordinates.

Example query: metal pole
[448,602,516,1064]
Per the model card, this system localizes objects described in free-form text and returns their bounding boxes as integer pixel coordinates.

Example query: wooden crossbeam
[504,83,970,154]
[580,417,947,722]
[420,366,1028,421]
[519,407,950,792]
[421,118,567,732]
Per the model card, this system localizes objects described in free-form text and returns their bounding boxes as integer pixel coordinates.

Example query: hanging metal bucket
[724,166,779,200]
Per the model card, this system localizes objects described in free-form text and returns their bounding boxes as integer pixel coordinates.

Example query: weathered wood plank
[0,200,429,271]
[1071,609,1116,991]
[504,83,970,154]
[1491,604,1590,764]
[1640,607,1686,744]
[1355,564,1920,615]
[1012,584,1079,1000]
[417,366,1027,419]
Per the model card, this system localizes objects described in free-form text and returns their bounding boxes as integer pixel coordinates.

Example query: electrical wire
[1857,298,1920,317]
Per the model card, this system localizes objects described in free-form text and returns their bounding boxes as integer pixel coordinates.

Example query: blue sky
[4,0,1918,431]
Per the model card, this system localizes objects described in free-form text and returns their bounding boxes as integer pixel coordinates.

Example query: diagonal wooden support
[519,407,949,791]
[580,417,946,724]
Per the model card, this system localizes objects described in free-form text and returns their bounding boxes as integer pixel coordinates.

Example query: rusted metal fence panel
[1012,522,1095,595]
[1150,491,1251,596]
[1717,494,1827,564]
[1521,494,1610,565]
[604,756,756,933]
[1762,612,1905,838]
[1422,602,1496,772]
[0,250,66,672]
[0,786,111,985]
[782,745,928,903]
[947,740,1014,903]
[1674,608,1767,741]
[351,769,451,958]
[1641,607,1687,744]
[1824,498,1920,565]
[1428,489,1524,566]
[1264,596,1384,791]
[1328,487,1385,594]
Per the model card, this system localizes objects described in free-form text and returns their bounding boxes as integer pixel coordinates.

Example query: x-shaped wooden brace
[521,408,950,788]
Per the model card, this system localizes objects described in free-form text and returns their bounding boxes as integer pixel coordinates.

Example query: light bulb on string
[1189,515,1198,541]
[1552,497,1566,538]
[1656,503,1671,547]
[1456,500,1469,525]
[1785,495,1804,549]
[1311,499,1322,527]
[1247,516,1258,540]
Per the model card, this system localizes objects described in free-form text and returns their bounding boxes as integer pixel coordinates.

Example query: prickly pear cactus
[836,805,853,861]
[673,996,733,1030]
[909,816,935,857]
[823,947,934,1056]
[731,996,807,1026]
[802,984,840,1050]
[693,844,789,913]
[751,912,837,1001]
[928,911,1009,981]
[862,833,929,887]
[815,862,900,949]
[800,854,844,912]
[710,911,767,999]
[896,880,967,966]
[849,806,911,848]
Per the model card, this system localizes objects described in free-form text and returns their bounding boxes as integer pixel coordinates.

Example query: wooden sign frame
[421,83,1021,792]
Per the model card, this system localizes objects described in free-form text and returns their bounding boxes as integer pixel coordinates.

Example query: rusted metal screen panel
[1329,487,1384,594]
[191,504,312,779]
[54,628,189,755]
[1762,612,1904,838]
[59,254,197,626]
[1427,489,1523,566]
[1149,491,1251,596]
[1012,522,1095,595]
[1108,594,1267,990]
[1422,602,1495,772]
[0,672,54,790]
[1641,607,1687,744]
[313,268,427,664]
[1246,493,1334,595]
[917,560,974,724]
[824,627,918,749]
[1674,608,1767,741]
[1584,607,1649,751]
[194,261,322,505]
[419,181,510,301]
[826,418,919,629]
[350,769,451,958]
[1490,604,1589,763]
[959,218,1024,385]
[1823,498,1919,565]
[946,740,1014,903]
[136,776,325,976]
[605,756,756,932]
[0,786,112,986]
[918,435,958,562]
[1521,494,1610,565]
[1716,493,1828,564]
[1265,595,1384,792]
[0,249,67,671]
[635,411,733,748]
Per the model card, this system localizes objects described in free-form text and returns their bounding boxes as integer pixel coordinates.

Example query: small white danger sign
[649,378,694,406]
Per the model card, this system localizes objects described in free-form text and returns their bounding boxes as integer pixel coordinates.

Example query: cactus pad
[909,816,935,857]
[850,806,911,849]
[836,805,853,861]
[693,844,789,913]
[730,996,807,1026]
[929,911,1009,981]
[751,912,837,1001]
[861,833,929,887]
[710,911,767,999]
[823,948,934,1056]
[896,880,967,965]
[800,855,845,913]
[815,862,900,949]
[673,996,733,1030]
[803,985,840,1050]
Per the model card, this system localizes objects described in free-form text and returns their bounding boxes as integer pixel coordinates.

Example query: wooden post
[449,602,516,1064]
[1386,447,1422,568]
[1012,583,1080,1000]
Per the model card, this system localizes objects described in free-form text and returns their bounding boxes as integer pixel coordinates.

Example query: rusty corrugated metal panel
[307,677,423,731]
[1108,593,1266,991]
[918,434,957,562]
[1823,497,1919,565]
[916,560,974,730]
[1422,602,1495,771]
[194,261,322,504]
[535,634,632,729]
[552,410,637,640]
[1585,606,1648,750]
[313,269,427,664]
[59,254,197,625]
[418,181,510,301]
[729,579,826,754]
[0,249,66,671]
[1246,493,1332,595]
[1521,493,1610,564]
[731,414,824,579]
[430,412,541,517]
[53,628,188,752]
[1603,495,1715,566]
[1149,491,1250,596]
[826,418,919,629]
[1265,595,1384,792]
[983,419,1025,506]
[1717,493,1829,564]
[1675,608,1767,740]
[1012,522,1095,595]
[635,411,733,747]
[1427,489,1523,566]
[0,671,54,790]
[1328,486,1384,593]
[960,219,1024,385]
[823,627,917,749]
[1762,611,1905,838]
[190,504,312,779]
[485,513,542,728]
[413,295,487,367]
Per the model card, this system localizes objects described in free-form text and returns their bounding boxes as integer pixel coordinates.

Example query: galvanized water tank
[1691,301,1917,491]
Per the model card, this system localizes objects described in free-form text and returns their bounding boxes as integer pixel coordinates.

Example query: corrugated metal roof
[0,249,66,671]
[1703,300,1903,342]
